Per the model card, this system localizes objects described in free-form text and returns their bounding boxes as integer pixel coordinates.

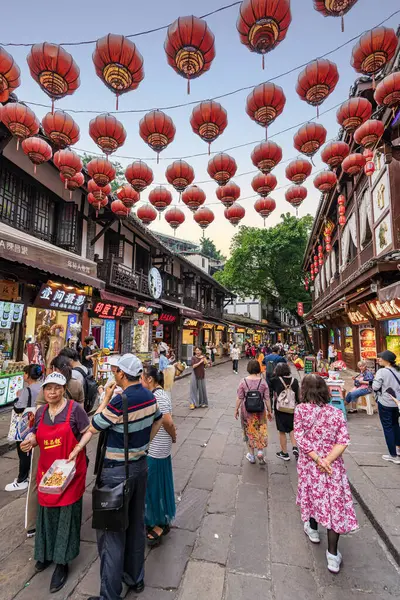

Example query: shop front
[236,327,246,348]
[89,297,126,352]
[214,324,227,356]
[367,297,400,362]
[201,322,215,347]
[0,280,25,406]
[347,307,377,368]
[246,328,255,344]
[153,309,179,354]
[181,317,199,362]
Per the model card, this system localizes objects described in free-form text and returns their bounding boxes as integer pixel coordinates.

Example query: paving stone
[145,529,196,589]
[173,468,192,495]
[362,466,400,489]
[241,460,268,485]
[269,499,312,568]
[0,497,26,533]
[321,587,394,600]
[192,513,234,565]
[202,433,227,460]
[225,573,273,600]
[177,560,225,600]
[80,518,97,543]
[349,452,394,467]
[208,473,238,515]
[174,487,209,531]
[220,444,244,467]
[271,564,319,600]
[75,557,100,597]
[0,541,35,600]
[195,418,217,430]
[268,472,296,502]
[0,508,28,562]
[189,458,218,491]
[127,588,176,600]
[187,428,213,445]
[213,420,232,435]
[217,464,241,475]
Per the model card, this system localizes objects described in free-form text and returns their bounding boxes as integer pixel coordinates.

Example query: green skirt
[34,498,82,565]
[145,456,176,528]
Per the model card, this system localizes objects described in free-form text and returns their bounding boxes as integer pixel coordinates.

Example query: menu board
[0,373,24,406]
[304,356,316,374]
[0,302,24,329]
[104,319,116,351]
[386,336,400,362]
[359,327,377,360]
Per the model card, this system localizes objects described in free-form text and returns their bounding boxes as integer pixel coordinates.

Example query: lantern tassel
[157,153,160,165]
[262,54,265,70]
[317,105,319,119]
[187,78,190,95]
[51,98,54,115]
[208,142,211,156]
[265,128,268,141]
[70,190,73,200]
[16,139,20,151]
[116,95,119,111]
[34,165,37,174]
[159,212,161,221]
[341,12,344,32]
[65,179,68,190]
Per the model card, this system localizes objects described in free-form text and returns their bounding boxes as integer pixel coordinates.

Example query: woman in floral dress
[235,360,272,465]
[294,375,358,574]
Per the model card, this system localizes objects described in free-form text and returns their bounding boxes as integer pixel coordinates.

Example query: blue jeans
[378,403,400,457]
[96,458,148,600]
[345,388,370,403]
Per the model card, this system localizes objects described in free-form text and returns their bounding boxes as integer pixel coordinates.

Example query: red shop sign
[91,301,125,319]
[159,312,176,323]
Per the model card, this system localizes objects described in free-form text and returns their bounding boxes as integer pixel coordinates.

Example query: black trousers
[16,442,31,483]
[232,360,239,371]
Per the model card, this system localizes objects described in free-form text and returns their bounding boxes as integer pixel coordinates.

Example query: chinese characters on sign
[0,280,19,301]
[137,306,153,314]
[184,318,198,327]
[347,310,369,325]
[92,302,125,319]
[0,239,28,256]
[159,313,177,323]
[367,298,400,320]
[35,283,86,313]
[67,260,92,275]
[104,319,116,350]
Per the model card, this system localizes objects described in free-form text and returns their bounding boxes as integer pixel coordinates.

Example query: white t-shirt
[328,346,335,358]
[72,365,88,385]
[148,388,173,459]
[231,348,240,360]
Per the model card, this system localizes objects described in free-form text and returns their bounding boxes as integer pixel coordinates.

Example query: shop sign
[0,280,18,301]
[359,327,377,360]
[159,312,177,323]
[91,301,125,319]
[297,302,304,317]
[236,327,246,333]
[148,267,163,299]
[0,302,24,329]
[246,328,255,334]
[155,324,164,339]
[367,298,400,320]
[104,319,116,351]
[216,325,225,331]
[137,306,153,314]
[228,326,236,334]
[202,322,214,330]
[347,310,369,325]
[34,283,86,313]
[184,318,198,327]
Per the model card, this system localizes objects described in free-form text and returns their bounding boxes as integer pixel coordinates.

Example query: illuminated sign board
[91,302,125,319]
[34,283,86,313]
[183,318,198,327]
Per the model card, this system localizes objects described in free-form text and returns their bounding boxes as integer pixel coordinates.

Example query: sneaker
[304,521,320,544]
[276,451,290,461]
[257,451,265,465]
[246,452,256,464]
[50,563,69,593]
[382,454,400,464]
[293,447,299,459]
[27,529,36,538]
[5,479,29,492]
[326,550,342,574]
[396,447,400,457]
[189,404,196,410]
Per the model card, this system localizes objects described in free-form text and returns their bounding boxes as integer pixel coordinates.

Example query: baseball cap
[116,353,143,376]
[42,372,67,387]
[377,350,397,363]
[107,355,121,367]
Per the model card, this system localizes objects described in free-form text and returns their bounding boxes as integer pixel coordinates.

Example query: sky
[2,0,399,255]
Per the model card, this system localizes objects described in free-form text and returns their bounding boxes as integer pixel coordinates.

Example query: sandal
[146,527,164,547]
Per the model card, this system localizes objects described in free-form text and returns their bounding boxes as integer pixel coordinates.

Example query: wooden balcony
[97,257,149,296]
[183,296,224,320]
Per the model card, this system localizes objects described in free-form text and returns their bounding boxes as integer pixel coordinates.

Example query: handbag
[92,393,132,532]
[8,388,33,442]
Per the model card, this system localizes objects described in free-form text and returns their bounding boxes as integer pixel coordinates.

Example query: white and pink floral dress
[294,403,358,534]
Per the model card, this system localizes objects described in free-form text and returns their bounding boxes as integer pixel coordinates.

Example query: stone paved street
[0,360,400,600]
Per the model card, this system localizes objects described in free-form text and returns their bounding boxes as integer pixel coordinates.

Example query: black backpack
[265,360,275,378]
[244,379,264,413]
[75,367,99,414]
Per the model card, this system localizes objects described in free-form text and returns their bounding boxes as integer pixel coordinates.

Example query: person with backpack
[234,360,272,465]
[270,363,300,461]
[59,348,99,413]
[372,350,400,464]
[263,345,287,390]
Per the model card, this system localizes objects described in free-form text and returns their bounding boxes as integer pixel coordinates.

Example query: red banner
[297,302,304,317]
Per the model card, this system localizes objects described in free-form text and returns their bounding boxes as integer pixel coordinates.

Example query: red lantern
[60,171,84,199]
[364,161,375,178]
[88,193,108,212]
[338,194,346,227]
[89,113,126,155]
[42,110,80,148]
[296,59,339,116]
[342,153,366,177]
[251,141,282,173]
[313,255,319,274]
[285,185,307,210]
[138,319,145,326]
[363,148,374,161]
[190,100,227,153]
[216,181,240,209]
[285,159,312,184]
[339,215,347,226]
[139,110,175,162]
[153,321,160,328]
[149,186,172,215]
[321,141,350,168]
[237,0,291,68]
[92,34,144,109]
[117,185,140,208]
[325,243,332,253]
[351,27,397,81]
[164,16,215,94]
[353,119,384,149]
[54,149,82,186]
[293,122,327,158]
[254,197,276,222]
[313,171,337,193]
[338,195,346,206]
[374,72,400,114]
[26,43,80,112]
[225,204,245,227]
[194,207,215,231]
[88,179,111,201]
[0,102,39,149]
[246,83,286,138]
[182,185,206,213]
[207,153,237,186]
[21,137,52,173]
[137,203,157,226]
[111,199,130,217]
[165,160,195,193]
[251,173,277,197]
[0,47,21,102]
[165,207,185,231]
[314,0,358,31]
[336,97,372,135]
[125,160,153,193]
[87,158,116,188]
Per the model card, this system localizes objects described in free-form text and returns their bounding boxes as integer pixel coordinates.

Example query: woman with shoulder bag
[372,350,400,464]
[270,362,299,461]
[234,360,272,465]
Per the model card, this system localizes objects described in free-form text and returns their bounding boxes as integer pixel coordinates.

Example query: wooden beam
[90,219,115,246]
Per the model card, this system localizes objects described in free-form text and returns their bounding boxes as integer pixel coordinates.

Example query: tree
[199,237,226,261]
[81,153,125,193]
[214,213,314,350]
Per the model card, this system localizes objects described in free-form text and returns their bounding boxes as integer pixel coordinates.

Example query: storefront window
[344,327,353,355]
[385,319,400,361]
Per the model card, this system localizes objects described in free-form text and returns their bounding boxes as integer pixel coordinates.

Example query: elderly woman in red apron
[21,372,89,593]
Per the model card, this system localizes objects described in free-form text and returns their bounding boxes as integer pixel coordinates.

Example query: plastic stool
[330,397,347,420]
[357,393,375,416]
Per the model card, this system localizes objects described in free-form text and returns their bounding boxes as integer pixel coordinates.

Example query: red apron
[36,400,87,508]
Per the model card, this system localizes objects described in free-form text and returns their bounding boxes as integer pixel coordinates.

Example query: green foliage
[81,153,125,193]
[200,237,226,261]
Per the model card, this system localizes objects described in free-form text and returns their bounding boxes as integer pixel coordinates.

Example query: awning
[181,306,203,320]
[379,282,400,303]
[161,299,184,313]
[0,222,104,289]
[100,290,138,308]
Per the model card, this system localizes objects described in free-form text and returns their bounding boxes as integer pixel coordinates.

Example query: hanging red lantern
[88,193,108,212]
[164,16,215,94]
[60,171,84,199]
[194,207,215,231]
[111,199,130,217]
[237,0,291,69]
[314,0,358,31]
[137,203,157,226]
[254,197,276,223]
[251,173,277,197]
[342,153,366,177]
[351,27,397,83]
[149,186,173,216]
[285,185,307,210]
[319,255,324,266]
[323,219,334,251]
[0,47,21,102]
[338,194,346,227]
[251,141,282,173]
[296,59,339,117]
[310,264,315,281]
[190,100,228,153]
[338,215,347,226]
[138,319,145,326]
[207,153,237,186]
[26,43,80,112]
[42,110,80,149]
[364,161,375,178]
[0,102,40,150]
[125,160,153,193]
[92,34,144,110]
[353,119,384,149]
[21,137,52,173]
[87,158,116,188]
[89,113,126,155]
[165,160,195,193]
[363,148,374,161]
[54,149,82,186]
[165,207,185,232]
[216,181,240,209]
[293,122,327,158]
[182,185,206,213]
[225,204,245,227]
[285,159,312,184]
[153,321,160,328]
[321,140,350,168]
[313,255,319,274]
[139,110,175,162]
[374,72,400,115]
[117,184,140,208]
[336,98,372,135]
[313,170,337,193]
[246,83,286,139]
[88,179,111,201]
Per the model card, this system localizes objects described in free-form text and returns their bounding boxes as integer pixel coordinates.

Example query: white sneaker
[5,479,29,492]
[396,447,400,457]
[382,454,400,464]
[326,550,342,573]
[246,452,256,464]
[257,451,265,465]
[304,521,320,544]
